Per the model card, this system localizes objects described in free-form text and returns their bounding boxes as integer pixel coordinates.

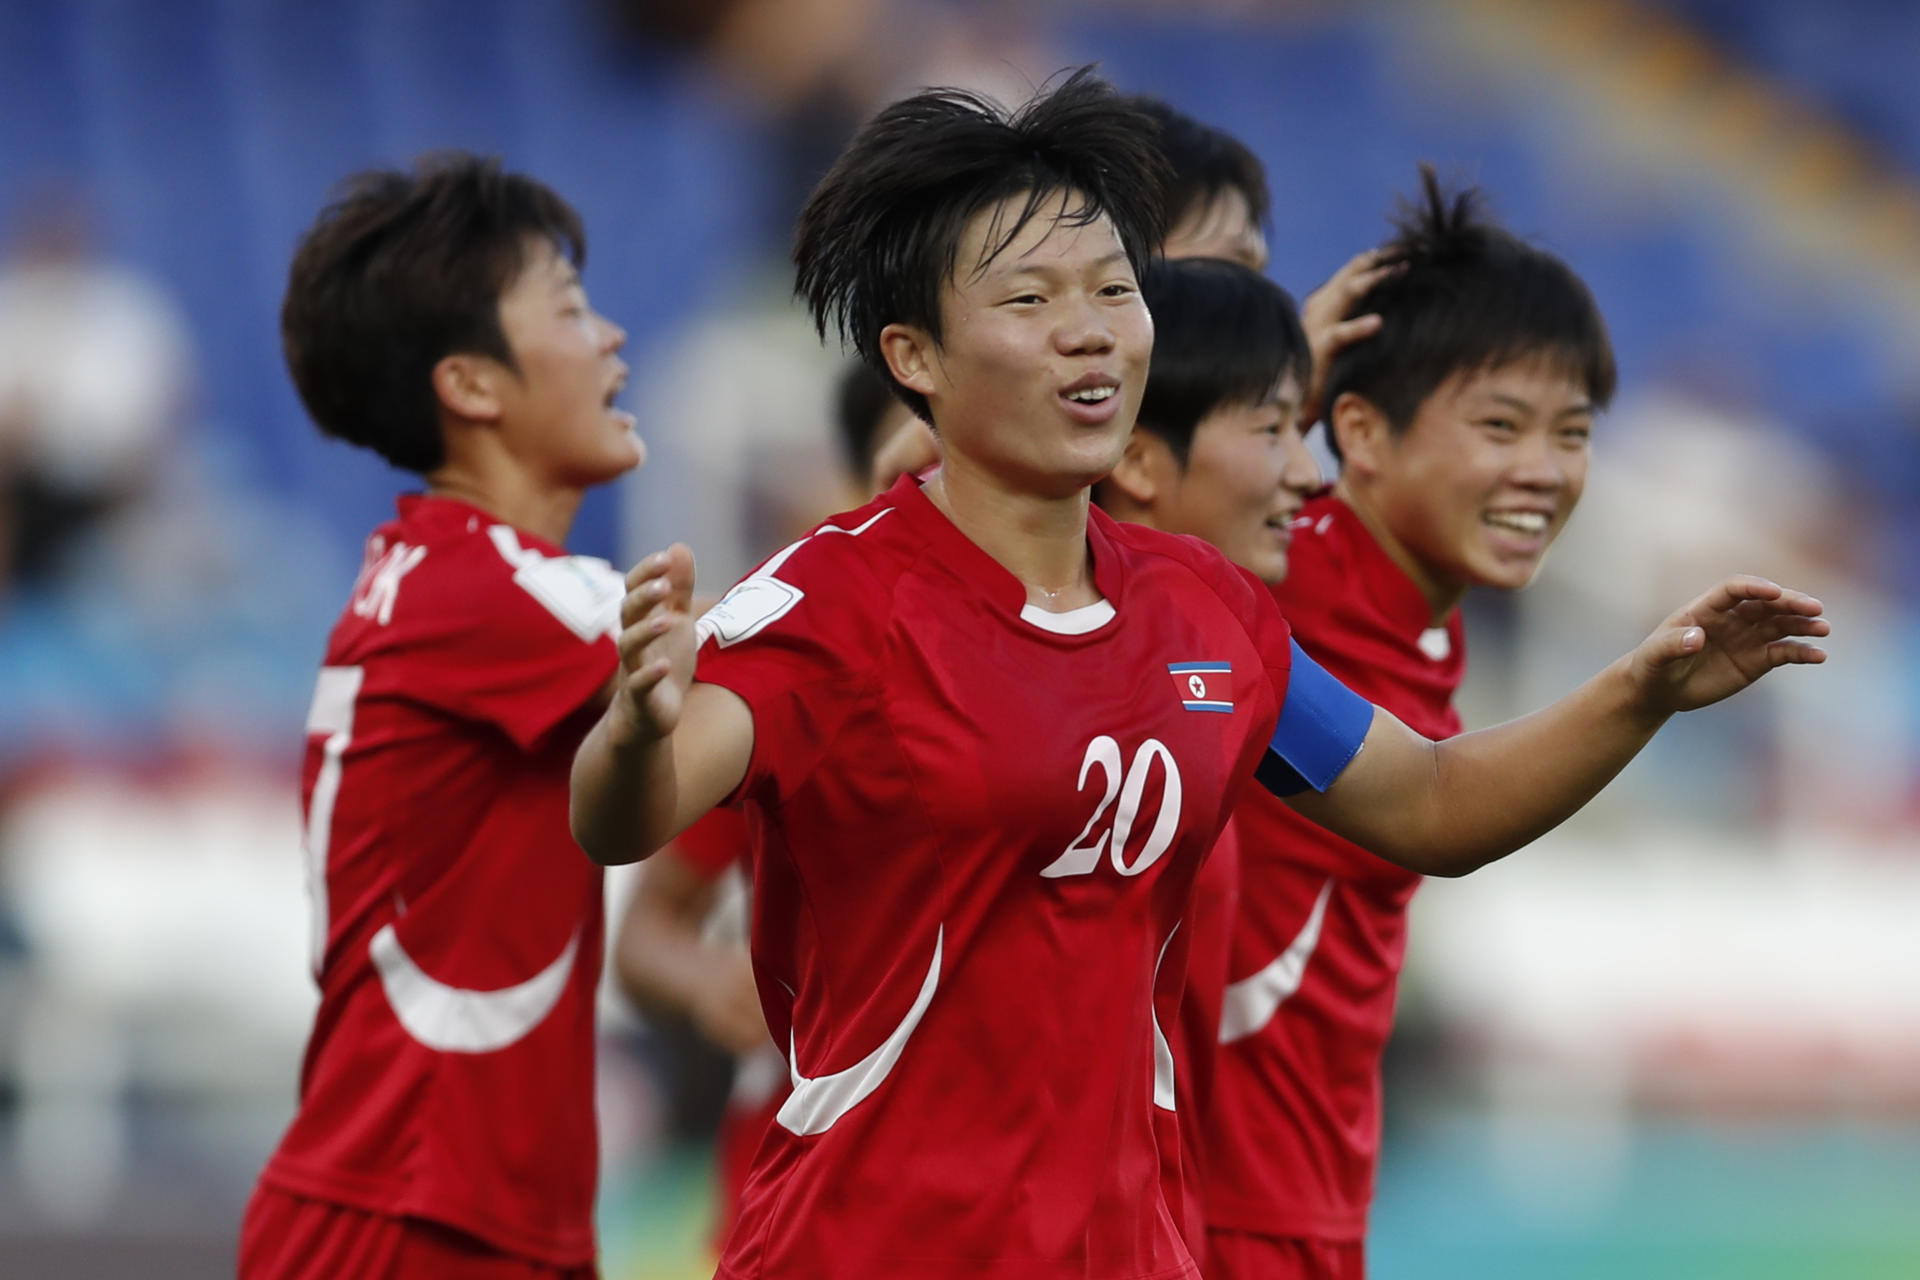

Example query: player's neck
[424,457,583,547]
[1333,475,1464,623]
[923,461,1099,612]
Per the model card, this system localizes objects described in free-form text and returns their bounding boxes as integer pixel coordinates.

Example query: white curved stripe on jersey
[696,508,892,649]
[777,925,942,1136]
[1019,598,1117,635]
[1152,923,1180,1111]
[370,924,580,1054]
[758,506,892,580]
[1218,879,1334,1044]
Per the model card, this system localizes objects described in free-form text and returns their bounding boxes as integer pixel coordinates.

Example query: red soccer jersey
[1164,820,1239,1264]
[692,475,1353,1280]
[256,495,622,1267]
[1204,493,1465,1242]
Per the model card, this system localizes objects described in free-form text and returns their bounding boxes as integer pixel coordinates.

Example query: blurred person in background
[239,155,640,1280]
[575,69,1829,1280]
[1203,169,1617,1280]
[0,184,192,598]
[1090,254,1319,1267]
[610,359,910,1254]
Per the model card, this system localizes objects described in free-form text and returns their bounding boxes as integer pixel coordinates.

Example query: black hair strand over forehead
[1135,257,1309,464]
[1322,164,1616,461]
[793,66,1169,424]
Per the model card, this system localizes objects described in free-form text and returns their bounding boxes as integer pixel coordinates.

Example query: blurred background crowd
[0,0,1915,1276]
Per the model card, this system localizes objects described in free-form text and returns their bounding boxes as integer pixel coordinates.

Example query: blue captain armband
[1255,640,1375,796]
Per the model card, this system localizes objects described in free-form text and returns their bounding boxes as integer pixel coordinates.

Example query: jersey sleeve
[669,806,750,880]
[693,535,878,807]
[1190,547,1373,798]
[403,527,623,751]
[1255,641,1375,795]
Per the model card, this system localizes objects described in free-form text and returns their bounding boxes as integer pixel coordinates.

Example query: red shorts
[1205,1228,1365,1280]
[238,1184,597,1280]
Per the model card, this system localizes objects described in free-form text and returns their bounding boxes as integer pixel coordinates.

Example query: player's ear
[1329,391,1390,480]
[879,323,939,403]
[1105,427,1175,509]
[432,353,505,424]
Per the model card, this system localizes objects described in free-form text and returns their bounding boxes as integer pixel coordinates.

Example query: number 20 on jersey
[1040,736,1184,880]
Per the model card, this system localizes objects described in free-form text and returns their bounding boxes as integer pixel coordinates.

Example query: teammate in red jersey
[1203,169,1622,1280]
[239,156,640,1280]
[610,360,912,1251]
[1091,254,1320,1264]
[572,70,1827,1280]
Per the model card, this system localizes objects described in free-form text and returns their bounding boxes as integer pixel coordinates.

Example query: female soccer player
[1202,170,1620,1280]
[241,156,637,1280]
[572,71,1826,1280]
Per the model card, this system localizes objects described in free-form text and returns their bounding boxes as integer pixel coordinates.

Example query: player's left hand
[1627,575,1829,714]
[1298,248,1400,425]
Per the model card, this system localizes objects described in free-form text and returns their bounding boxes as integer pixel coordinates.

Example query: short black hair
[832,360,901,474]
[1135,257,1309,463]
[282,153,586,474]
[1323,166,1615,461]
[1127,96,1270,231]
[794,66,1169,424]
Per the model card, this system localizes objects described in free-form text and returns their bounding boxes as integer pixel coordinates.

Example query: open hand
[608,543,698,747]
[1629,575,1829,714]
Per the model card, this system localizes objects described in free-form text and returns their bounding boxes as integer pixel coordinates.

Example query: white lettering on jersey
[351,542,428,626]
[777,924,942,1136]
[1218,879,1334,1043]
[303,665,364,976]
[487,525,624,642]
[1041,736,1184,879]
[1152,923,1179,1111]
[370,924,581,1054]
[696,507,893,649]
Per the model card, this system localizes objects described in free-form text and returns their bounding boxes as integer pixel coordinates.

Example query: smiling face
[1157,374,1317,584]
[881,192,1154,499]
[491,236,643,486]
[1346,358,1594,601]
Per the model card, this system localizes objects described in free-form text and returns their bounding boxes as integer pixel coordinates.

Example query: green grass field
[600,1117,1920,1280]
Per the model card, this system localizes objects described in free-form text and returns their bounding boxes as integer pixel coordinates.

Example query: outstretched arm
[571,545,754,865]
[1285,576,1829,876]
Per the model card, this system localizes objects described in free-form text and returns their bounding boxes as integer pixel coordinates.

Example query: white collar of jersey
[1018,598,1116,635]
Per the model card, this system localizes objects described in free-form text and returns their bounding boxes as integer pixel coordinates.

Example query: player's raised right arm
[571,545,754,865]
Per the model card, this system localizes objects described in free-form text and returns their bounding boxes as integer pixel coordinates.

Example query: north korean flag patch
[1168,661,1234,713]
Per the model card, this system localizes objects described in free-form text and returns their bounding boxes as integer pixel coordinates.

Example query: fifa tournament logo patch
[1168,661,1234,713]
